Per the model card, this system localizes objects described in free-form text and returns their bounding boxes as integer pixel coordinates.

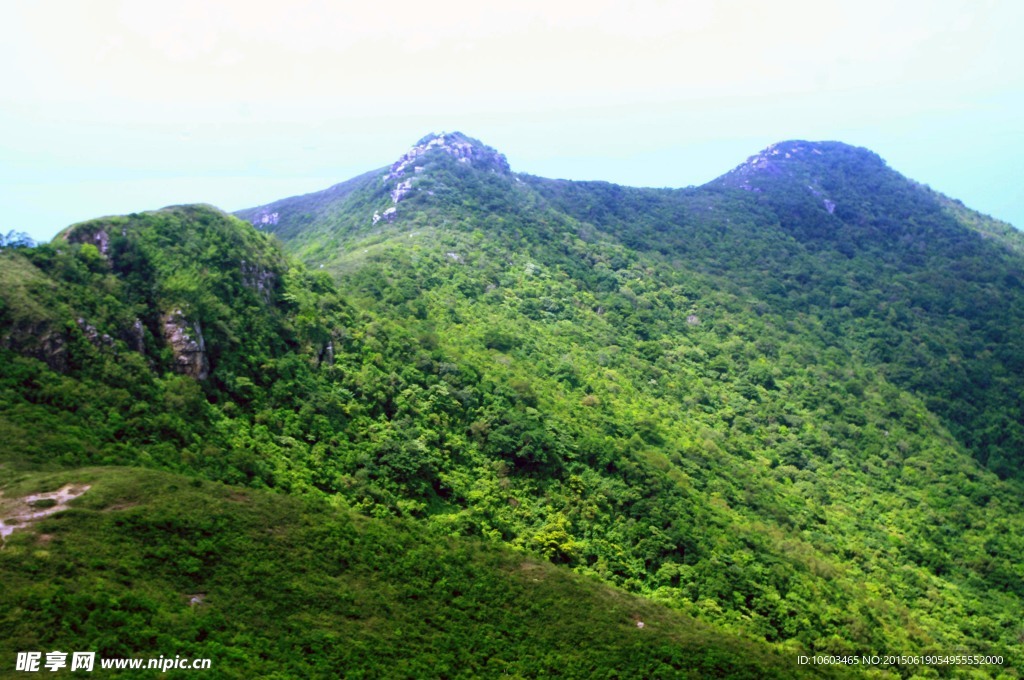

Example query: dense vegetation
[2,462,814,678]
[528,141,1024,480]
[3,134,1024,676]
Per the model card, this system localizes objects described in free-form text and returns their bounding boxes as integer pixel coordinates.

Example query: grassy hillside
[0,460,826,679]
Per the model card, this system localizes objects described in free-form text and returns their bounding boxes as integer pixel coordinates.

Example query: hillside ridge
[4,133,1024,673]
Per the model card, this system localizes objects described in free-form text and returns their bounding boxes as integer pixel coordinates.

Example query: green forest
[2,133,1023,678]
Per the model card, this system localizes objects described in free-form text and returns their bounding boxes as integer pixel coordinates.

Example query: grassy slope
[0,459,833,679]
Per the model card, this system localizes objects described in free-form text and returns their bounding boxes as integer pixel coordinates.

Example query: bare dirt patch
[0,484,91,546]
[516,560,548,582]
[102,502,140,512]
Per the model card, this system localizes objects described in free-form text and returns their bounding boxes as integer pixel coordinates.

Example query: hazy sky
[2,0,1022,242]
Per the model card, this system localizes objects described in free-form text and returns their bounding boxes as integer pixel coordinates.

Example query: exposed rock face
[0,484,91,544]
[1,322,68,373]
[3,315,149,374]
[373,132,511,224]
[390,178,414,204]
[92,229,110,255]
[240,260,276,303]
[387,132,511,181]
[37,331,68,371]
[76,317,113,348]
[718,141,856,216]
[126,318,146,353]
[65,225,111,256]
[318,340,334,366]
[372,207,397,225]
[726,142,820,189]
[162,310,209,380]
[251,210,280,229]
[374,133,509,225]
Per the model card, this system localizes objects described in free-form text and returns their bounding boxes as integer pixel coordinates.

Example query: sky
[2,0,1022,243]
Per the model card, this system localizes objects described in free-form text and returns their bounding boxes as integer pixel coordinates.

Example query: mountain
[533,140,1024,478]
[0,200,818,678]
[235,132,517,265]
[3,133,1024,675]
[242,133,1024,479]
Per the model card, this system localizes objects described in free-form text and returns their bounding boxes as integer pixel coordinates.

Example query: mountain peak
[717,140,885,191]
[711,141,891,218]
[388,132,510,181]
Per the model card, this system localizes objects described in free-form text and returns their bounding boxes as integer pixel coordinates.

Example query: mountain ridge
[231,133,1024,481]
[4,133,1024,674]
[237,133,1019,247]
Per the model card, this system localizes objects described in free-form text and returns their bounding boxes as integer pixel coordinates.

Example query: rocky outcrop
[372,207,397,225]
[718,141,849,215]
[162,310,209,380]
[251,210,280,229]
[373,132,512,224]
[390,179,414,204]
[726,142,819,189]
[387,132,511,181]
[65,224,111,256]
[240,260,276,303]
[0,321,68,373]
[1,313,154,373]
[318,340,334,367]
[76,318,114,348]
[126,318,146,353]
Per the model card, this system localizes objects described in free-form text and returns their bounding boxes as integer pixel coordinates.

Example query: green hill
[1,462,819,678]
[2,133,1024,677]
